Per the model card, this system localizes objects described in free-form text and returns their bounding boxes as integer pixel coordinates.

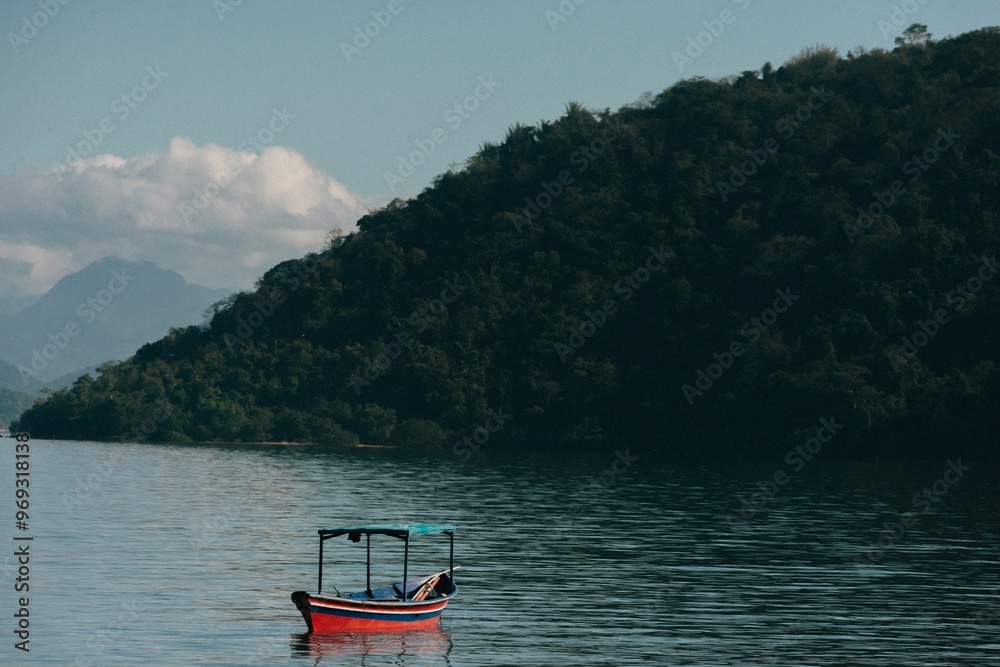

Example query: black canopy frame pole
[317,533,324,595]
[402,533,409,601]
[449,530,454,586]
[366,533,371,594]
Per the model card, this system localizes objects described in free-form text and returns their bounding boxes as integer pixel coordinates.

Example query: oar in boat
[405,565,462,601]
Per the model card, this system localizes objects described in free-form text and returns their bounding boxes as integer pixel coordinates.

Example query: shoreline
[8,436,398,449]
[197,440,396,448]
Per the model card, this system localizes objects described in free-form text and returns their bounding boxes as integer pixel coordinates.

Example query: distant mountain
[0,257,229,383]
[0,359,43,393]
[0,387,34,430]
[0,295,37,317]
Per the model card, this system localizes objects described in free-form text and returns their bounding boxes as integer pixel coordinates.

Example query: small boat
[291,524,458,633]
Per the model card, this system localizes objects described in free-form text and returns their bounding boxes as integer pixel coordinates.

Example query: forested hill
[15,29,1000,459]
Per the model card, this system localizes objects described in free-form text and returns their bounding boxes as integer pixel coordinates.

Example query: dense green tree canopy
[15,29,1000,459]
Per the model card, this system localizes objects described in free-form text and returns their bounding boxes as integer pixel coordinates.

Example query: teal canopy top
[318,524,456,540]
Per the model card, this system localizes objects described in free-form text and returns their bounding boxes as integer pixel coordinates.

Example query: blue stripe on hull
[310,605,444,623]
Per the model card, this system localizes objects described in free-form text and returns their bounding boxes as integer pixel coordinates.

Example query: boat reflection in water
[290,625,453,664]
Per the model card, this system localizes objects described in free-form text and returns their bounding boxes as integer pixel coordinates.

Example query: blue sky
[0,0,996,303]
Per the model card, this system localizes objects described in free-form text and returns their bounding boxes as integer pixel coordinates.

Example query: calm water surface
[3,439,998,665]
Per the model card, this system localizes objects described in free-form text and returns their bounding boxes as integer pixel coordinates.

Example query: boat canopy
[318,524,456,540]
[313,523,456,596]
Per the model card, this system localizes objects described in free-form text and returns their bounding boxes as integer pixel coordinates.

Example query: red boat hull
[293,591,453,634]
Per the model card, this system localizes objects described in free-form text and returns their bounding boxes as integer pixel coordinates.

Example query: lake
[2,439,998,665]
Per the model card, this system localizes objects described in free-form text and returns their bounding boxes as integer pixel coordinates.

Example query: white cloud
[0,138,367,302]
